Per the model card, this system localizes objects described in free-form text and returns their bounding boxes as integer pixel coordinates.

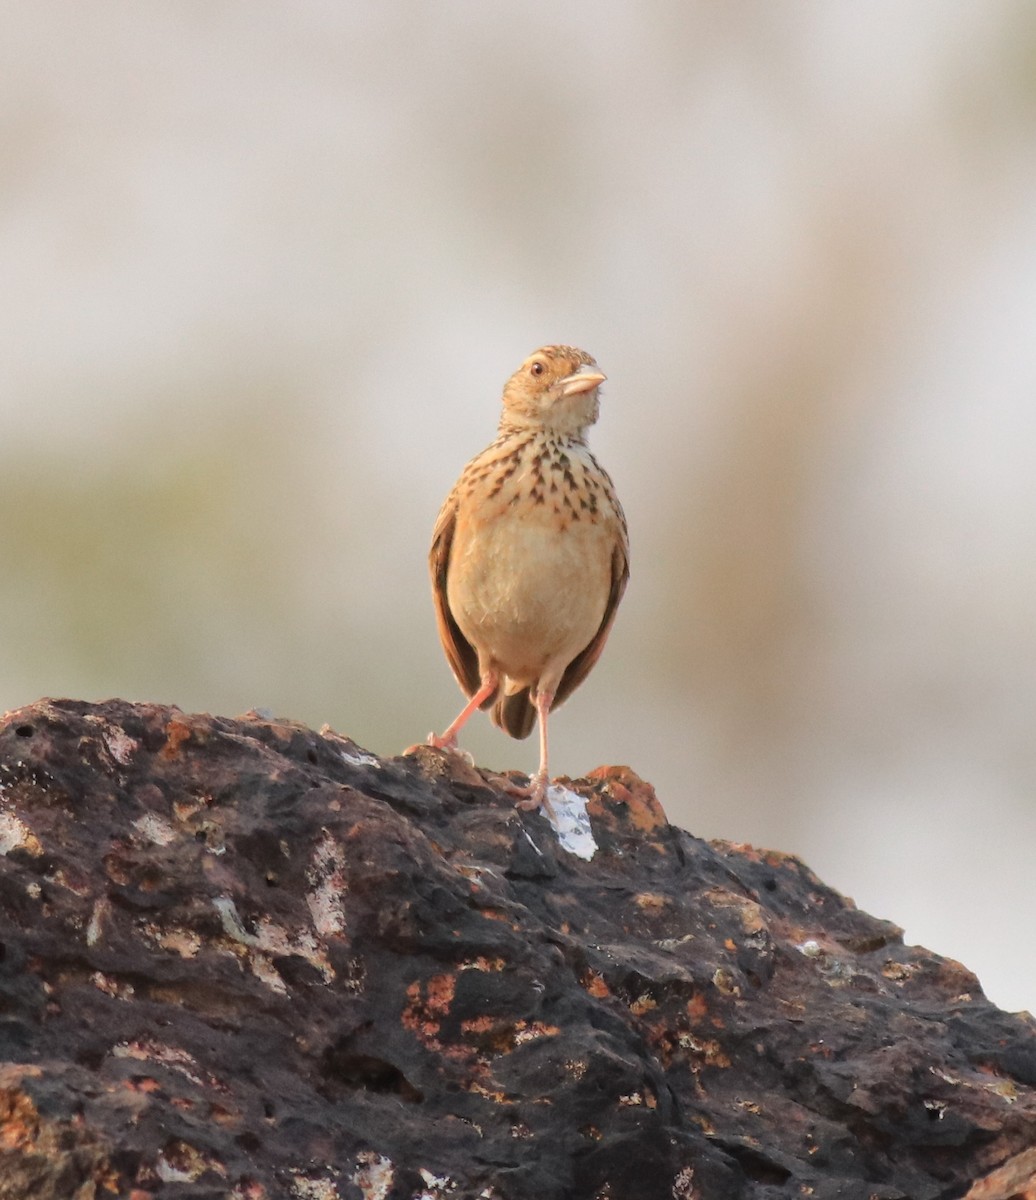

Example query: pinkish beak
[559,365,607,396]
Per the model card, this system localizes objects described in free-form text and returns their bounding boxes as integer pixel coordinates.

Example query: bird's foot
[424,732,475,766]
[504,771,553,814]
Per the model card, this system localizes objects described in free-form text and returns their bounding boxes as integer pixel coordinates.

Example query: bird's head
[500,345,606,439]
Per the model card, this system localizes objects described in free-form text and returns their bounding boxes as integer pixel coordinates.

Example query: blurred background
[1,3,1034,1012]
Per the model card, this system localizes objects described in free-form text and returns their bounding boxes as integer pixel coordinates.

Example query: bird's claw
[426,733,475,767]
[505,773,553,815]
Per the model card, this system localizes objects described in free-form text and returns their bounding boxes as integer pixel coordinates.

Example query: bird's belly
[447,513,611,686]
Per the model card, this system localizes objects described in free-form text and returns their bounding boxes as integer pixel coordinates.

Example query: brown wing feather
[552,538,630,711]
[429,495,488,703]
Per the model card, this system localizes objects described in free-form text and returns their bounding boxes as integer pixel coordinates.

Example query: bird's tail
[491,688,536,740]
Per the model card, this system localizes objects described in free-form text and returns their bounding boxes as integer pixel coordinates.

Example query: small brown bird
[428,345,629,808]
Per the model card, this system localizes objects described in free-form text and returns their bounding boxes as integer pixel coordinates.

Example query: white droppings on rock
[102,726,138,766]
[213,897,259,946]
[155,928,202,958]
[350,1152,395,1200]
[156,1157,195,1184]
[416,1168,456,1199]
[0,808,42,857]
[86,898,110,946]
[155,1140,225,1183]
[91,971,133,999]
[542,785,597,861]
[112,1040,205,1086]
[133,812,178,846]
[249,954,288,994]
[253,917,333,982]
[672,1165,696,1198]
[289,1175,340,1200]
[339,748,380,769]
[212,896,334,990]
[306,830,349,938]
[519,827,544,857]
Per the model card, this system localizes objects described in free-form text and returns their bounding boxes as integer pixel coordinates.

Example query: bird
[427,344,629,809]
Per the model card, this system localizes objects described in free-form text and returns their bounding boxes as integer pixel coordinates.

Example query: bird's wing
[429,495,482,699]
[553,533,630,710]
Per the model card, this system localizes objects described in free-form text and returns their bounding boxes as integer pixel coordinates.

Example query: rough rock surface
[0,698,1034,1200]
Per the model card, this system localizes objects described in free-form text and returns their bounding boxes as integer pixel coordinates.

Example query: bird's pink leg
[428,673,498,751]
[513,688,554,811]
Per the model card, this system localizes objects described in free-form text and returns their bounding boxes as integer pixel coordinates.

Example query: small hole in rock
[76,1045,106,1071]
[14,725,34,738]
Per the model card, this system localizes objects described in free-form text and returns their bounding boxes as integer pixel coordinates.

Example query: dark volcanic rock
[0,699,1033,1200]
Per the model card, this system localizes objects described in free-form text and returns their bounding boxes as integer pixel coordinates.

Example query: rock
[965,1147,1036,1200]
[0,698,1034,1200]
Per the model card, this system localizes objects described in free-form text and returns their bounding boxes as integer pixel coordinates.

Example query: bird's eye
[529,361,545,376]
